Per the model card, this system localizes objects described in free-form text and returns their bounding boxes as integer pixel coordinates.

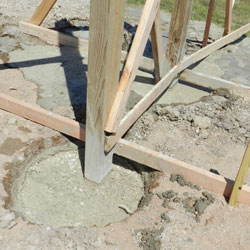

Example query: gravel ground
[1,1,250,250]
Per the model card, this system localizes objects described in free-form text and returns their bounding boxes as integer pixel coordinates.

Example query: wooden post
[151,9,165,82]
[104,0,160,134]
[85,0,125,183]
[165,0,193,71]
[29,0,58,26]
[229,141,250,207]
[202,0,215,47]
[224,0,233,35]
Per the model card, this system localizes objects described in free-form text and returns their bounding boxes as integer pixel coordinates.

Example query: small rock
[182,197,195,210]
[172,197,181,203]
[2,212,16,222]
[194,199,209,215]
[193,184,201,191]
[161,212,171,223]
[162,199,170,208]
[170,174,188,187]
[200,130,209,139]
[202,191,215,203]
[7,220,17,229]
[168,205,175,210]
[154,106,180,121]
[193,116,211,129]
[0,212,16,229]
[162,190,175,199]
[238,127,247,134]
[156,193,163,200]
[8,118,17,125]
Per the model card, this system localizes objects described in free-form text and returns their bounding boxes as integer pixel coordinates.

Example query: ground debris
[139,227,164,250]
[170,174,201,191]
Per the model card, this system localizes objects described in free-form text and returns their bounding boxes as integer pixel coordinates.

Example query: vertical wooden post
[229,141,250,207]
[224,0,233,35]
[202,0,215,48]
[85,0,125,183]
[165,0,193,72]
[151,9,165,82]
[29,0,58,26]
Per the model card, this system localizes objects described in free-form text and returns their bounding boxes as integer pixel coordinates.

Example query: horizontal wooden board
[0,93,85,141]
[116,139,250,206]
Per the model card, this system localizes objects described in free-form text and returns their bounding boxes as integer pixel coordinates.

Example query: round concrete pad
[10,150,144,227]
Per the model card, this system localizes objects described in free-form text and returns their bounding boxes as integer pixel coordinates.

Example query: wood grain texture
[19,22,154,72]
[180,69,250,91]
[115,139,250,206]
[224,0,233,35]
[105,22,250,151]
[85,0,125,183]
[0,93,85,140]
[29,0,57,26]
[19,21,89,49]
[165,0,193,71]
[229,141,250,207]
[105,65,179,151]
[3,91,250,206]
[104,0,160,134]
[202,0,215,47]
[150,9,165,82]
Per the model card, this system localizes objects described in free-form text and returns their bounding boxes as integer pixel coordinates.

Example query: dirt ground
[1,1,250,250]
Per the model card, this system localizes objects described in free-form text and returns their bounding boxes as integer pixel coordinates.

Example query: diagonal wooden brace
[29,0,58,26]
[104,0,161,135]
[105,22,250,152]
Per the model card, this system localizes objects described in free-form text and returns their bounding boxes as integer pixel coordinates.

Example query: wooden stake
[229,142,250,207]
[104,0,160,134]
[150,9,165,82]
[165,0,193,71]
[202,0,215,47]
[85,0,125,183]
[224,0,233,35]
[29,0,57,26]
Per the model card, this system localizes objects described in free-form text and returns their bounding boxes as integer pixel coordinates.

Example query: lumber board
[180,22,250,70]
[29,0,57,26]
[85,0,125,183]
[2,92,250,206]
[150,9,165,82]
[229,141,250,207]
[202,0,215,48]
[104,0,160,134]
[115,139,250,206]
[180,69,250,91]
[19,21,154,72]
[165,0,193,71]
[224,0,233,35]
[19,21,89,49]
[105,66,179,151]
[0,93,85,140]
[105,22,250,151]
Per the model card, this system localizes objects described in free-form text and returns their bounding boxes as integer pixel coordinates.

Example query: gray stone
[8,118,17,125]
[193,116,212,129]
[2,212,16,222]
[0,212,16,229]
[238,127,247,134]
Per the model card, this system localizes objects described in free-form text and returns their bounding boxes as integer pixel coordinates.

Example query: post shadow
[56,19,88,175]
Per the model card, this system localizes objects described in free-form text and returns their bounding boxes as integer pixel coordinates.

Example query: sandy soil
[1,1,250,250]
